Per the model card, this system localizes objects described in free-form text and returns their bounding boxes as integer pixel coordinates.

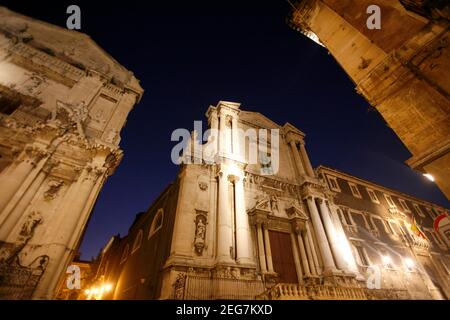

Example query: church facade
[0,7,143,299]
[90,101,449,300]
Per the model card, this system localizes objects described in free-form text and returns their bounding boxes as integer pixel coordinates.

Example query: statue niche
[193,214,207,255]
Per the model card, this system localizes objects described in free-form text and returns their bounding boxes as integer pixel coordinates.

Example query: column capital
[18,145,48,167]
[83,165,106,182]
[42,159,60,174]
[316,198,325,205]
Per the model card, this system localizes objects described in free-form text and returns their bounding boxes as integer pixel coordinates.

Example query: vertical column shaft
[317,199,348,272]
[297,231,311,277]
[304,226,318,276]
[289,140,306,177]
[0,148,46,219]
[0,167,48,240]
[209,111,219,154]
[234,176,252,265]
[256,223,267,272]
[290,232,303,283]
[35,166,99,298]
[299,142,315,177]
[218,113,226,155]
[232,117,240,158]
[217,172,233,262]
[306,197,337,273]
[263,224,274,272]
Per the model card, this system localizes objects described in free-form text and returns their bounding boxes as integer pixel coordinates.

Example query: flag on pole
[411,218,427,239]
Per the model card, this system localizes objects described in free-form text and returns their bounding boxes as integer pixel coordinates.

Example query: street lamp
[404,257,415,269]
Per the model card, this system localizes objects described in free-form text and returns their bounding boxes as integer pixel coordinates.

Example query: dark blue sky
[4,1,449,260]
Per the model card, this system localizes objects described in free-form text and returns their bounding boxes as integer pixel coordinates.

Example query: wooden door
[269,230,298,283]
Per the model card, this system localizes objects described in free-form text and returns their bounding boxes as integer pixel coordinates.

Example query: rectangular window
[399,199,410,212]
[355,246,369,266]
[386,221,395,234]
[348,182,362,198]
[384,194,396,208]
[426,207,436,219]
[413,204,426,218]
[366,188,380,204]
[341,210,353,225]
[327,175,340,192]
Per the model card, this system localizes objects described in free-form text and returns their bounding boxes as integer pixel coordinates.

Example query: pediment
[239,111,281,130]
[285,204,308,220]
[282,122,305,138]
[0,7,142,92]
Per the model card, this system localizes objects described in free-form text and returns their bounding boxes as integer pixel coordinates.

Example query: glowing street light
[382,255,392,266]
[103,283,113,292]
[404,257,415,269]
[423,173,435,182]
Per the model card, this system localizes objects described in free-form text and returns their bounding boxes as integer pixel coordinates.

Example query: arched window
[132,230,143,254]
[149,209,164,239]
[120,244,129,264]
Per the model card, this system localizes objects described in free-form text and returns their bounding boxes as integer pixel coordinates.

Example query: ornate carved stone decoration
[193,214,207,255]
[19,211,42,238]
[285,201,308,219]
[43,179,64,201]
[104,128,119,144]
[51,100,89,138]
[22,72,48,96]
[172,273,186,300]
[253,195,271,212]
[21,145,47,167]
[198,181,208,191]
[1,211,43,265]
[269,195,279,213]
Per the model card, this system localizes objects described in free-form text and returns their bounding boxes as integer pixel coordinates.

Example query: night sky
[3,1,449,260]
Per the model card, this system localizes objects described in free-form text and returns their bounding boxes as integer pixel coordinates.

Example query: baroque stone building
[288,0,450,200]
[90,101,449,300]
[0,7,143,299]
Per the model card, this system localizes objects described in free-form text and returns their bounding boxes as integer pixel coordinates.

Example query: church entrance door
[268,230,298,283]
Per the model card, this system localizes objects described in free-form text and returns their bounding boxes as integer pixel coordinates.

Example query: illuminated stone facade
[0,7,143,299]
[92,102,449,300]
[288,0,450,200]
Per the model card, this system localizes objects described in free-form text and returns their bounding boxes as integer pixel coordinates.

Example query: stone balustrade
[256,283,410,300]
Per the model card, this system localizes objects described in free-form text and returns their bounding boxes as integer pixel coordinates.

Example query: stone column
[331,206,360,274]
[290,232,303,283]
[304,225,318,276]
[0,146,47,222]
[208,109,219,154]
[296,231,311,277]
[35,165,101,298]
[263,224,274,272]
[256,223,267,272]
[232,117,240,158]
[317,199,348,272]
[218,113,226,155]
[306,222,322,275]
[217,171,233,263]
[0,160,58,240]
[289,140,306,177]
[306,197,337,273]
[299,142,315,177]
[234,176,252,265]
